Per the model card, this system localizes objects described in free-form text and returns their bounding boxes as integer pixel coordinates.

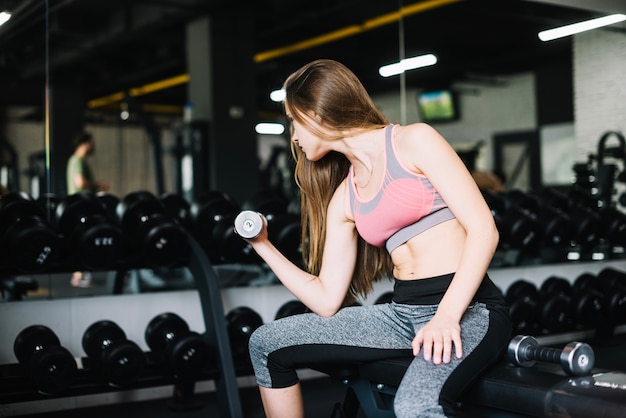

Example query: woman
[241,59,511,418]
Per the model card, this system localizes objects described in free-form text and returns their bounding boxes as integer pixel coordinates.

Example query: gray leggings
[249,299,510,417]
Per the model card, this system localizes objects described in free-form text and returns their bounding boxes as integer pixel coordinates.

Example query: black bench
[313,356,626,418]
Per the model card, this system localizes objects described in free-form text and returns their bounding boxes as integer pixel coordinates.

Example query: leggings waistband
[392,273,454,305]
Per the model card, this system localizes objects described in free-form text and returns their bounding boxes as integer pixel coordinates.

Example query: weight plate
[102,340,146,387]
[82,320,126,359]
[145,312,190,357]
[14,325,60,364]
[31,346,77,395]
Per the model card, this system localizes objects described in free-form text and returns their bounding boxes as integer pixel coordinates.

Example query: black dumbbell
[160,193,193,230]
[571,272,607,329]
[481,190,539,249]
[55,192,124,270]
[241,191,302,263]
[538,276,573,333]
[145,312,214,380]
[504,190,573,247]
[96,192,121,227]
[117,191,190,267]
[82,320,146,387]
[505,280,540,335]
[191,191,251,263]
[275,300,308,320]
[596,267,626,325]
[13,325,77,394]
[226,306,264,362]
[508,334,594,376]
[536,187,602,247]
[0,192,60,273]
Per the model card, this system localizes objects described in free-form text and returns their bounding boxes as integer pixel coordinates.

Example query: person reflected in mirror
[66,131,109,195]
[237,59,512,418]
[66,131,109,287]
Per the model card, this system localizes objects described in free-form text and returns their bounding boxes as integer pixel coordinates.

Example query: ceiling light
[538,13,626,41]
[379,54,437,78]
[255,122,285,135]
[270,89,286,102]
[0,11,11,27]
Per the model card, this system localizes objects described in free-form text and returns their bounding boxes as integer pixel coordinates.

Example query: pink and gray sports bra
[348,124,455,254]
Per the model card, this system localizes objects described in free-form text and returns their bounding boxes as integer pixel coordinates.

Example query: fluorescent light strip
[539,13,626,41]
[379,54,438,78]
[255,123,285,135]
[0,11,11,27]
[270,89,286,103]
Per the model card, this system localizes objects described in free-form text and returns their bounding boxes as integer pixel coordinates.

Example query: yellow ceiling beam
[88,0,461,109]
[254,0,462,63]
[87,74,189,109]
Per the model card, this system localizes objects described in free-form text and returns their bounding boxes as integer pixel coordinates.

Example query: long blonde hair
[284,59,394,302]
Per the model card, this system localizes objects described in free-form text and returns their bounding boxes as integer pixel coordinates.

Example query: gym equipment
[160,193,193,230]
[116,191,190,267]
[315,346,625,418]
[502,190,573,247]
[481,190,539,249]
[0,191,60,273]
[241,191,301,263]
[55,192,124,270]
[96,192,121,225]
[538,276,574,333]
[145,312,214,379]
[225,306,264,363]
[0,276,38,301]
[504,280,540,335]
[508,334,594,376]
[275,299,308,320]
[596,267,626,325]
[570,272,607,329]
[13,325,77,395]
[82,320,146,387]
[233,210,265,239]
[536,187,602,247]
[190,191,251,263]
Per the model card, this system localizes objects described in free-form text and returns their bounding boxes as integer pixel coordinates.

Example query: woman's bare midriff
[391,218,466,281]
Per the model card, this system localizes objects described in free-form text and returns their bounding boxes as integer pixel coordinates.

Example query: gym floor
[25,376,363,418]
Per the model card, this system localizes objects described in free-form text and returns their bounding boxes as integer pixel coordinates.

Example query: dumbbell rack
[0,233,244,418]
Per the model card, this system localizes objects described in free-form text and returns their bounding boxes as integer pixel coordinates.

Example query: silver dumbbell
[234,210,265,239]
[508,334,595,376]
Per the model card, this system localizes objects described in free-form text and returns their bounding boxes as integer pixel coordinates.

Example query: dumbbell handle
[509,335,595,376]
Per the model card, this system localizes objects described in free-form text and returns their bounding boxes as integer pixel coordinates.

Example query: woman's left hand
[412,313,462,365]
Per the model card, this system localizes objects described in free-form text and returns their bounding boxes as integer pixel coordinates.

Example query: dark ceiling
[0,0,618,122]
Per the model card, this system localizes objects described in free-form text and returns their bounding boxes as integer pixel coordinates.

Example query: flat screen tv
[416,89,459,123]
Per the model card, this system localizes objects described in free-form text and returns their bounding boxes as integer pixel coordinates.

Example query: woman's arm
[246,181,358,317]
[398,123,499,364]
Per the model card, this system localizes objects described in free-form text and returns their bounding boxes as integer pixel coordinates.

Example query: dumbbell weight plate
[166,331,213,379]
[226,307,264,356]
[275,300,308,320]
[82,320,145,387]
[14,325,77,395]
[145,312,190,359]
[14,325,61,364]
[234,211,264,239]
[72,215,124,270]
[139,213,189,267]
[5,217,59,273]
[102,339,146,387]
